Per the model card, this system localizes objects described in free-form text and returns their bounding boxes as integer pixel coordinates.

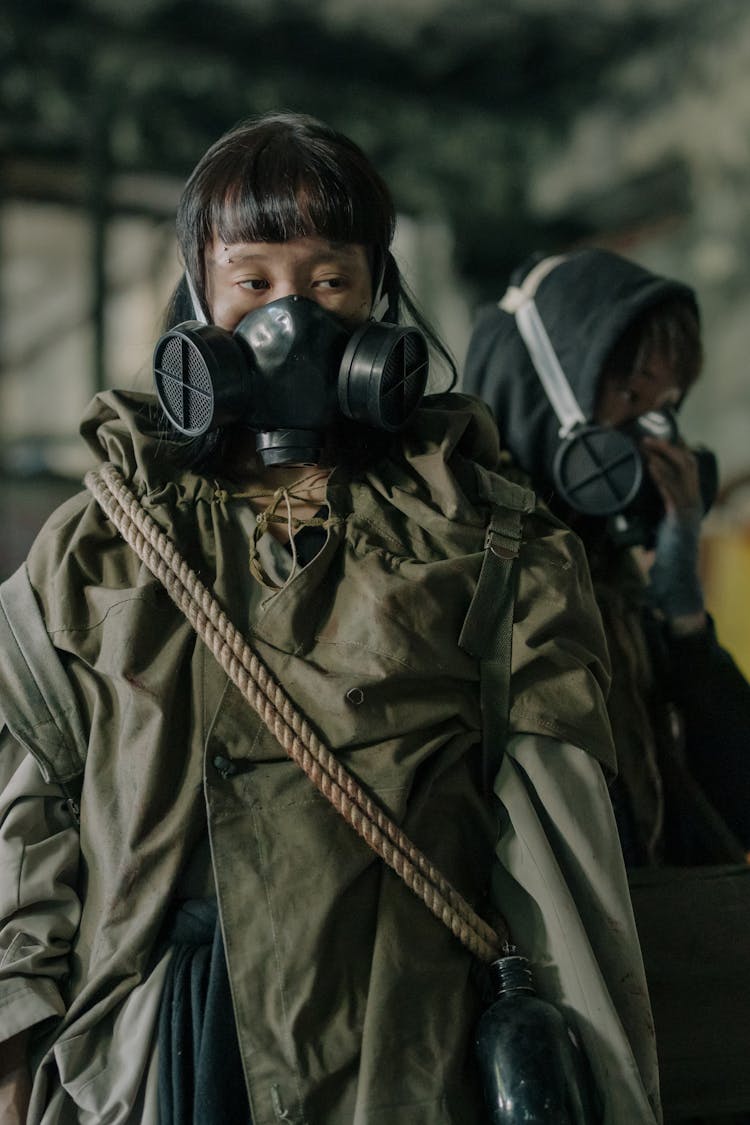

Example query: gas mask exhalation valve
[153,295,429,466]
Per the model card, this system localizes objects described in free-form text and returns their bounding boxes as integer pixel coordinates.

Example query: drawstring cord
[216,472,340,589]
[85,462,512,964]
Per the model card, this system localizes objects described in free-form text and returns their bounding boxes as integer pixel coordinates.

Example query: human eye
[238,278,270,291]
[312,274,347,291]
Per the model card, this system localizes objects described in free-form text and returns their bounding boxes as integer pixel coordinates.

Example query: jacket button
[345,687,365,706]
[213,754,248,779]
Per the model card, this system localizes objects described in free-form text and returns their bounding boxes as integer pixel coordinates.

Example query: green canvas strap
[0,563,87,811]
[459,465,535,794]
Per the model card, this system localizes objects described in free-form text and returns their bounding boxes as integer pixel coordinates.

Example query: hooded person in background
[0,119,659,1124]
[464,248,750,868]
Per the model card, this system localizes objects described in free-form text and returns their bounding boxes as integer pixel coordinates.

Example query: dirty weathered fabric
[0,389,658,1123]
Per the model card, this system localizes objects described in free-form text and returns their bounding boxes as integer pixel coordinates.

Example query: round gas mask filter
[553,425,643,517]
[153,323,248,436]
[339,321,429,432]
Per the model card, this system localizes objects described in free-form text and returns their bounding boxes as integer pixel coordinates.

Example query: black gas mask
[553,408,718,547]
[499,255,718,548]
[153,295,428,466]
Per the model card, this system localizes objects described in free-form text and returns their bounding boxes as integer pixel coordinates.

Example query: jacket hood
[80,389,184,485]
[462,248,698,500]
[78,387,503,502]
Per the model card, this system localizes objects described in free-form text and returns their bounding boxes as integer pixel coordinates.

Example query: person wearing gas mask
[0,117,659,1124]
[463,247,750,869]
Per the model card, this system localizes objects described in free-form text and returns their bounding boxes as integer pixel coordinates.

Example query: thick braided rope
[85,462,512,962]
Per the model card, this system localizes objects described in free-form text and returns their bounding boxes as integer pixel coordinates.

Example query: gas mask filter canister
[153,295,429,466]
[553,408,718,547]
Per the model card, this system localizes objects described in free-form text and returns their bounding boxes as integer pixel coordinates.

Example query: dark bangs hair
[603,297,703,400]
[176,111,395,315]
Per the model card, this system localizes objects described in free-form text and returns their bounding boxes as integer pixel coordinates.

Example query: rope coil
[85,462,511,962]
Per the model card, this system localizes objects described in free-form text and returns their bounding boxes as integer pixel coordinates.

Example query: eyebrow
[210,241,361,267]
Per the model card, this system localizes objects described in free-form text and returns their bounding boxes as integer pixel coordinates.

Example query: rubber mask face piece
[153,295,428,466]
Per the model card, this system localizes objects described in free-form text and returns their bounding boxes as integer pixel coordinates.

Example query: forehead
[206,234,368,270]
[637,347,692,394]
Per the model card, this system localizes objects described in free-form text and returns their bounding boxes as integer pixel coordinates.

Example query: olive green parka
[0,390,659,1123]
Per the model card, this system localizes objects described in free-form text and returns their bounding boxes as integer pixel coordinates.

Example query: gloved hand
[641,436,706,625]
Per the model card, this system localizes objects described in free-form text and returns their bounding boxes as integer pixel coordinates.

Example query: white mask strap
[371,290,390,322]
[370,254,391,322]
[499,254,586,438]
[185,270,209,325]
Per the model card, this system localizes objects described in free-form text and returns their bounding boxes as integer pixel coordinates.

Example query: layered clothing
[463,247,750,864]
[0,389,658,1122]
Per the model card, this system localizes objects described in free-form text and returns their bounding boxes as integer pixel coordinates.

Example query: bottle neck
[489,954,536,998]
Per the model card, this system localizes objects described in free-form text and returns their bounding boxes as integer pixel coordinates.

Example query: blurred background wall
[1,0,750,673]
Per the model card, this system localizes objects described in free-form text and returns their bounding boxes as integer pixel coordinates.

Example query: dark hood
[462,248,698,502]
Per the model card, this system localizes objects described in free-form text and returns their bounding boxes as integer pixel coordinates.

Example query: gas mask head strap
[370,250,398,323]
[499,255,587,438]
[184,269,209,325]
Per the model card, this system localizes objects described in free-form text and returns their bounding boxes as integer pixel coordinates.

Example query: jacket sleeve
[662,615,750,847]
[0,729,81,1043]
[491,732,661,1125]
